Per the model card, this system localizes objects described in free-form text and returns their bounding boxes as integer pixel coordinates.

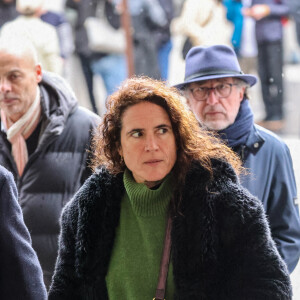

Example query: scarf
[1,88,41,176]
[217,99,253,148]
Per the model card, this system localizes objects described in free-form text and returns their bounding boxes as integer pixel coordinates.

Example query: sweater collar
[123,169,174,217]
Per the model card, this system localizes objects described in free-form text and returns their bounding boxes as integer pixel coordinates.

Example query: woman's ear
[118,146,123,157]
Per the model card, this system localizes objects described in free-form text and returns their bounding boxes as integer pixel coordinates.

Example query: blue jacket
[0,166,47,299]
[223,0,244,53]
[233,125,300,273]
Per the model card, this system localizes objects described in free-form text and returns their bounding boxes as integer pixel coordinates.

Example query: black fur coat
[49,160,292,300]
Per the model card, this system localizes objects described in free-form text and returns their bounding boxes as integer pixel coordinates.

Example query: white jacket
[172,0,233,47]
[1,16,63,75]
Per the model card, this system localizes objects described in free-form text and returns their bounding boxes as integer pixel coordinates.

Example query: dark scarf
[217,99,253,148]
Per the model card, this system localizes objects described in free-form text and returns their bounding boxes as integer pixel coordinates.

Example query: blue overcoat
[236,125,300,273]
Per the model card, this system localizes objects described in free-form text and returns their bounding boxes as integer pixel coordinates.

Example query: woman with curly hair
[49,77,291,300]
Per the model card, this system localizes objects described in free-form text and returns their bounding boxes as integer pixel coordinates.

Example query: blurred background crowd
[1,0,300,297]
[1,0,300,137]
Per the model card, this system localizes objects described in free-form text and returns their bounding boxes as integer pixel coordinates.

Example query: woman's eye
[157,128,167,134]
[131,131,142,138]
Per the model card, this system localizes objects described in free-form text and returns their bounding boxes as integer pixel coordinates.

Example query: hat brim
[173,73,257,90]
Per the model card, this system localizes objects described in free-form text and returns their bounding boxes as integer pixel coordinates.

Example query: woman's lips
[144,159,163,165]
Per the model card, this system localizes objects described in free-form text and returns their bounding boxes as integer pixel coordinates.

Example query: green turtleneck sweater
[105,169,175,299]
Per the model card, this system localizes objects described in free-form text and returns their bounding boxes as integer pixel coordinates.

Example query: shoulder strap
[153,214,172,300]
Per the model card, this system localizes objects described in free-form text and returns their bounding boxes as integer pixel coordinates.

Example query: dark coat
[0,72,100,285]
[65,0,106,60]
[153,0,174,49]
[65,0,97,57]
[0,0,18,28]
[233,125,300,273]
[288,0,300,21]
[0,165,47,299]
[252,0,289,44]
[129,0,167,79]
[49,160,292,299]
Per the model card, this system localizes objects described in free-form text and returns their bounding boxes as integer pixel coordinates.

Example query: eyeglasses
[188,83,238,101]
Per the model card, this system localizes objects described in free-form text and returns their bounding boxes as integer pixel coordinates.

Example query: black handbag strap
[153,214,172,300]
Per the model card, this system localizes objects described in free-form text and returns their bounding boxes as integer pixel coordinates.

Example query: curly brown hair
[92,76,241,185]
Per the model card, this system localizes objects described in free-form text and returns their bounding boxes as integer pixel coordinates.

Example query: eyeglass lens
[191,84,232,101]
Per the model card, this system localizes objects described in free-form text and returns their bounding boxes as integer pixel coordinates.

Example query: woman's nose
[144,135,159,151]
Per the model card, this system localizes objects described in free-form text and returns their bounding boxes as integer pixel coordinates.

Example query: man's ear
[186,97,191,108]
[239,86,246,103]
[35,64,42,83]
[183,90,192,108]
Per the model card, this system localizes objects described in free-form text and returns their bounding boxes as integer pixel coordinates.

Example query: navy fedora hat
[174,44,257,89]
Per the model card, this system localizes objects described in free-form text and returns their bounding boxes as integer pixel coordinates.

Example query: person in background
[66,0,126,115]
[0,0,18,28]
[154,0,174,80]
[66,0,99,114]
[0,36,100,288]
[171,0,232,58]
[288,0,300,47]
[128,0,168,79]
[49,76,291,299]
[224,0,258,74]
[0,165,47,299]
[175,44,300,273]
[0,0,63,75]
[243,0,289,131]
[89,0,126,103]
[40,4,75,73]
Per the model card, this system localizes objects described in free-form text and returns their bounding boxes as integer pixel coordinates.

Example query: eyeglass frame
[186,83,239,102]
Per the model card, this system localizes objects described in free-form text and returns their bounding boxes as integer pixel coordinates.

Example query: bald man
[0,36,100,287]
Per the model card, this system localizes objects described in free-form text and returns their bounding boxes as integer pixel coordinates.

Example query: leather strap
[153,214,172,300]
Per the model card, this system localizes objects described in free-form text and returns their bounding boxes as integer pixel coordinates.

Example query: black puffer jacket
[0,72,100,286]
[49,160,292,299]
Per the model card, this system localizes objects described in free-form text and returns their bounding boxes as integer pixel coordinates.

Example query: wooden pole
[121,0,135,77]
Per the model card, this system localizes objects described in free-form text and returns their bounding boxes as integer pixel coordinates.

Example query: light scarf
[1,88,41,176]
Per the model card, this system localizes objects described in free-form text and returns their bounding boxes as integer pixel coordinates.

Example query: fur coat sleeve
[170,160,292,299]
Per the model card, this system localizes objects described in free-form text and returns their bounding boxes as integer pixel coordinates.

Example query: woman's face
[119,102,177,186]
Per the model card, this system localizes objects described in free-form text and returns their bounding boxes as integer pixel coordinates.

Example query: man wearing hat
[175,44,300,273]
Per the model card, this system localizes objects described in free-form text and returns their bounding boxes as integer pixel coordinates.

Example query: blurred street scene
[1,0,300,298]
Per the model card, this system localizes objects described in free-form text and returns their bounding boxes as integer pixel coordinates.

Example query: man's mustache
[204,106,226,114]
[0,93,18,101]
